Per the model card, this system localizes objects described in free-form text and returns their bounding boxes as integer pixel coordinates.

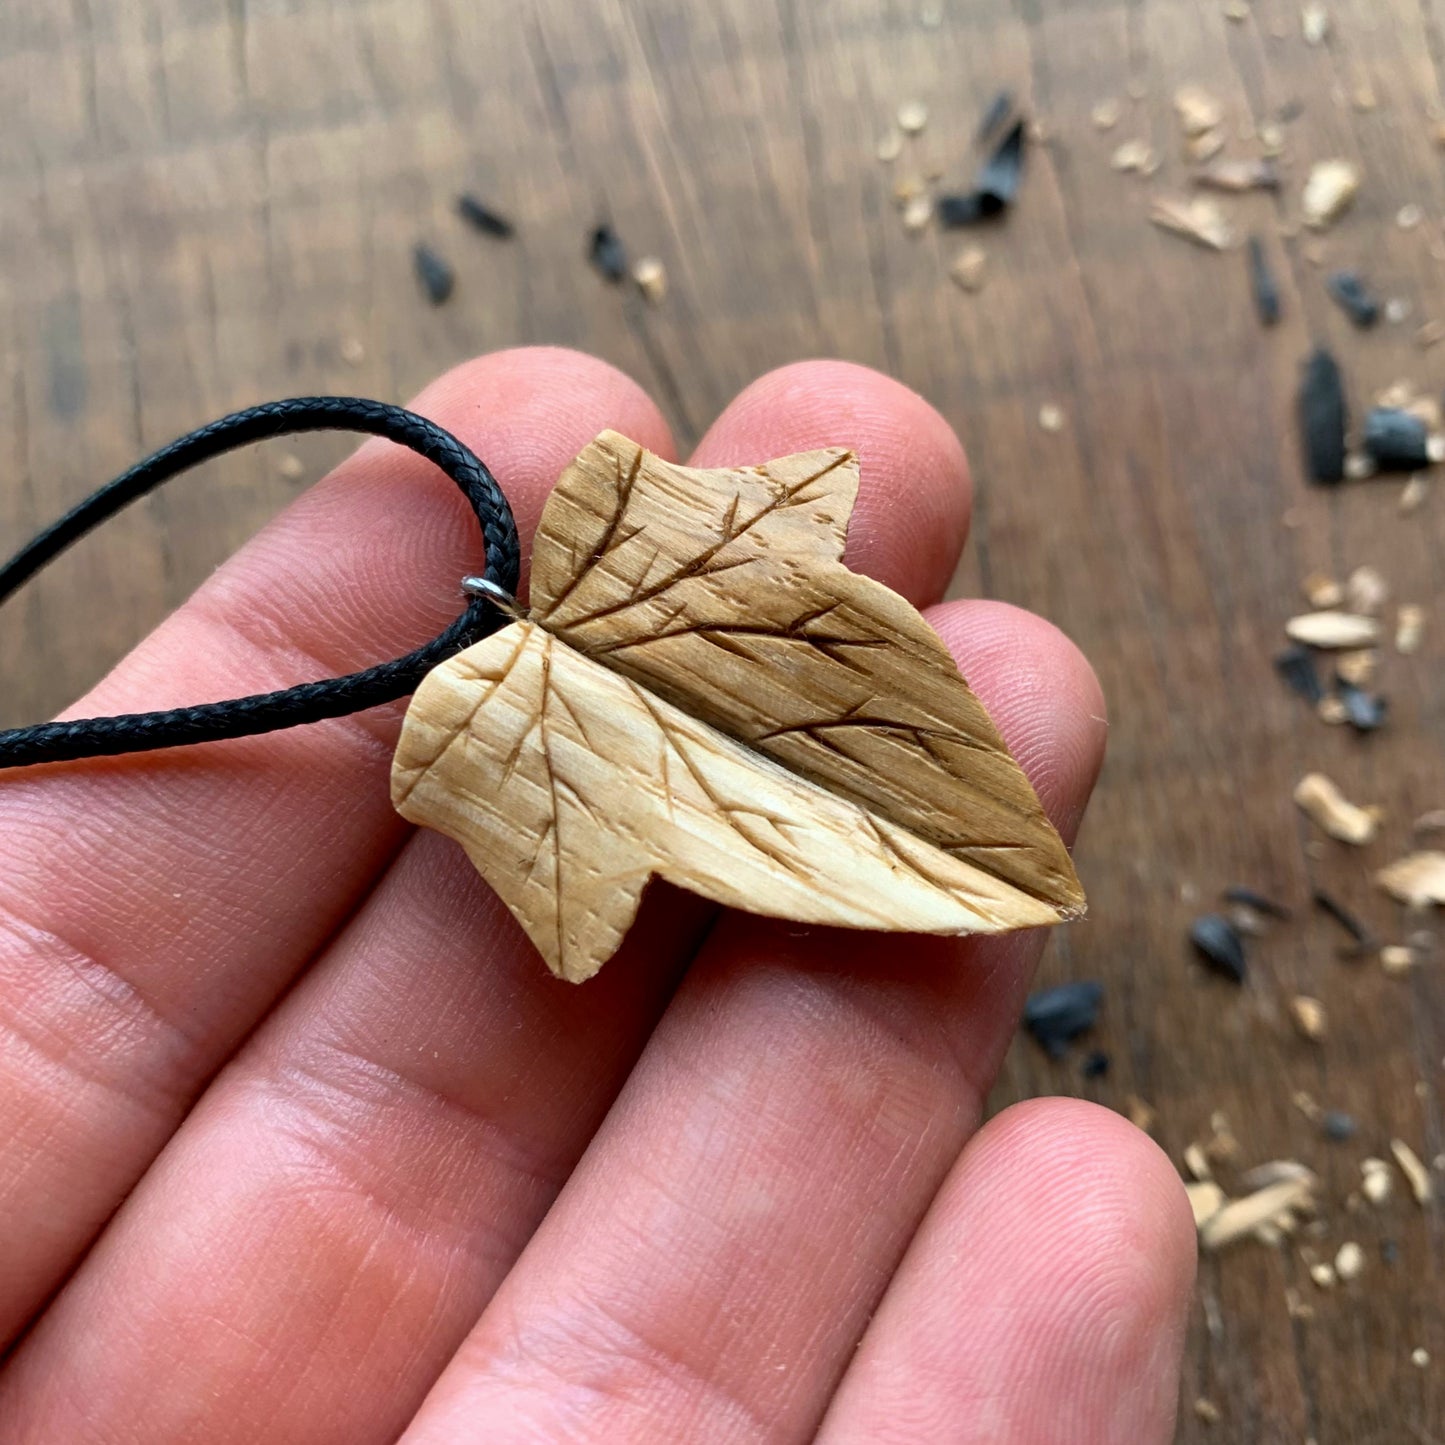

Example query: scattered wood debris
[1344,566,1388,616]
[276,452,305,480]
[589,224,628,282]
[1187,128,1227,163]
[875,128,904,162]
[901,193,934,234]
[1194,1397,1221,1426]
[1290,995,1328,1041]
[1412,1347,1431,1369]
[1310,1260,1337,1288]
[1335,1240,1365,1280]
[1149,194,1234,250]
[1364,408,1430,470]
[1191,913,1247,982]
[1196,157,1280,192]
[1335,649,1376,686]
[1328,270,1381,328]
[948,246,988,291]
[1392,1139,1434,1204]
[1295,773,1380,845]
[1199,1174,1317,1250]
[1023,979,1104,1057]
[1259,122,1286,157]
[1091,98,1122,131]
[1304,572,1345,609]
[1038,403,1065,432]
[1175,84,1224,137]
[1381,943,1418,975]
[1362,1156,1394,1205]
[412,243,455,305]
[632,257,668,304]
[1185,1141,1213,1181]
[1111,139,1158,174]
[1398,203,1425,231]
[1248,236,1282,324]
[897,99,929,135]
[1396,604,1424,654]
[455,194,515,239]
[1298,348,1348,484]
[939,120,1026,225]
[1377,853,1445,908]
[1302,160,1361,228]
[1400,475,1431,511]
[1302,3,1331,44]
[1286,612,1380,648]
[1385,298,1413,326]
[1188,1179,1226,1226]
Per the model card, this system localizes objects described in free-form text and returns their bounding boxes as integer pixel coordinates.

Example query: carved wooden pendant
[392,431,1084,982]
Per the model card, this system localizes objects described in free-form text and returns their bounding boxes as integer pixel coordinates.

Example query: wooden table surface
[2,0,1443,1438]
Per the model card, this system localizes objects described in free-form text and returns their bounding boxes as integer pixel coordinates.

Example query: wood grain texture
[394,435,1078,981]
[3,0,1444,1436]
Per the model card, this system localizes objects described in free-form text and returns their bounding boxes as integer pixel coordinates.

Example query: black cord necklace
[0,397,519,770]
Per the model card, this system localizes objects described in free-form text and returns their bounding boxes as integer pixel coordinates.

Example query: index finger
[0,347,673,1346]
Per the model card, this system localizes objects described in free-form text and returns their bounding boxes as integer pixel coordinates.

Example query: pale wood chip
[893,174,927,206]
[632,257,668,303]
[1091,98,1122,131]
[1353,83,1377,113]
[1200,1177,1316,1249]
[1285,611,1380,648]
[1317,695,1349,726]
[1223,0,1249,18]
[1175,84,1224,137]
[1187,1179,1226,1227]
[1126,1094,1158,1133]
[1335,1240,1365,1279]
[1345,565,1388,616]
[1393,1138,1434,1203]
[1038,403,1065,433]
[1186,128,1226,163]
[1294,772,1380,845]
[1302,159,1361,228]
[1185,1141,1213,1181]
[1362,1157,1394,1204]
[1194,1397,1221,1425]
[1343,451,1377,480]
[1289,995,1328,1041]
[1303,571,1344,608]
[901,193,934,234]
[1418,320,1445,349]
[1309,1260,1337,1288]
[1377,853,1445,909]
[875,128,904,163]
[1381,943,1418,975]
[1241,1159,1318,1190]
[1415,810,1445,834]
[1413,1347,1432,1368]
[1400,475,1430,512]
[1396,604,1425,655]
[339,337,366,366]
[1260,122,1286,156]
[948,246,988,292]
[1111,139,1157,173]
[1194,157,1279,192]
[1302,3,1330,43]
[1335,649,1376,686]
[897,99,929,134]
[1398,203,1425,231]
[1149,193,1235,250]
[276,452,305,480]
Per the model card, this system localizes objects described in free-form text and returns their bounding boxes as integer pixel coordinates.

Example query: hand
[0,351,1194,1443]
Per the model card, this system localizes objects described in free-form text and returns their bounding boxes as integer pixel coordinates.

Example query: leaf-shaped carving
[393,431,1085,983]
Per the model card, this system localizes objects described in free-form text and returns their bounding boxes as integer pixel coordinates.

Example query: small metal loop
[461,575,526,619]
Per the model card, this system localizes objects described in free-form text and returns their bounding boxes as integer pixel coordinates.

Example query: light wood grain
[394,435,1079,981]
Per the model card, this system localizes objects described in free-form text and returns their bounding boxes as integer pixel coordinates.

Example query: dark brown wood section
[1,2,1442,1437]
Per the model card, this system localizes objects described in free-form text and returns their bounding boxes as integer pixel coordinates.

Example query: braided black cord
[0,397,520,769]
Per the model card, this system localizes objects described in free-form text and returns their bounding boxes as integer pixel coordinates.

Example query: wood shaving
[948,246,988,292]
[1398,203,1425,231]
[1241,1159,1317,1190]
[1335,649,1376,686]
[277,453,305,480]
[1289,995,1328,1041]
[1317,696,1349,725]
[1386,298,1413,325]
[1285,612,1381,648]
[875,128,904,162]
[339,337,366,366]
[1413,1347,1431,1368]
[1194,157,1279,192]
[901,193,934,234]
[1185,1141,1213,1180]
[1335,1241,1365,1280]
[1344,451,1377,480]
[1091,98,1122,131]
[1294,773,1380,845]
[1111,139,1158,173]
[1362,1157,1394,1204]
[1223,0,1249,18]
[1309,1261,1336,1288]
[1207,1111,1241,1163]
[1303,160,1361,229]
[1377,853,1445,908]
[1400,476,1431,511]
[1126,1094,1158,1133]
[1345,565,1388,616]
[1187,1179,1226,1226]
[1381,943,1418,974]
[1302,3,1330,43]
[1194,1397,1221,1425]
[1199,1176,1316,1249]
[1392,1138,1434,1204]
[1175,84,1225,137]
[1260,123,1286,156]
[1149,193,1235,250]
[632,257,668,303]
[1038,403,1065,433]
[1396,604,1425,654]
[1303,571,1344,608]
[897,100,929,135]
[893,175,927,206]
[1186,128,1227,163]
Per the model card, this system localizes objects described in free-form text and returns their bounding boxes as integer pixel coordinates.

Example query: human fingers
[0,347,671,1347]
[818,1099,1196,1445]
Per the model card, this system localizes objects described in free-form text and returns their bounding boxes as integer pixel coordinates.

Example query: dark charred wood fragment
[456,194,514,238]
[1298,348,1347,485]
[413,243,455,305]
[1326,270,1380,328]
[1248,236,1281,325]
[1275,644,1324,703]
[1190,914,1246,983]
[588,224,628,282]
[1023,980,1104,1058]
[1363,407,1430,470]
